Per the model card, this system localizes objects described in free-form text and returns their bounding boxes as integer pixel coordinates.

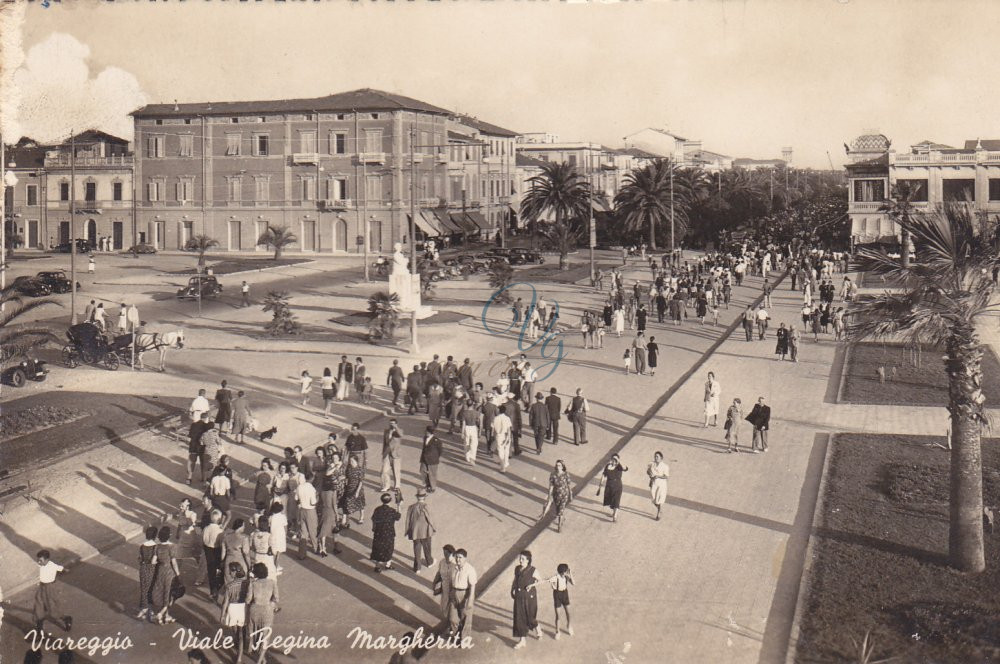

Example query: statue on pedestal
[389,243,417,311]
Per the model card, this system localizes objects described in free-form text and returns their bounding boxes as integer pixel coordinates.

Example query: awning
[432,210,463,234]
[408,212,441,237]
[450,213,479,234]
[465,211,490,230]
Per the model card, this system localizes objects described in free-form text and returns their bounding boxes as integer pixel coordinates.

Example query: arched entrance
[335,219,348,252]
[87,219,97,247]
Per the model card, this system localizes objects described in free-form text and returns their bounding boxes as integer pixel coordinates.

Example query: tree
[261,290,301,336]
[614,160,672,250]
[880,180,923,268]
[521,162,591,270]
[184,234,219,269]
[850,203,1000,573]
[0,285,60,364]
[257,225,298,260]
[367,291,400,343]
[487,260,514,304]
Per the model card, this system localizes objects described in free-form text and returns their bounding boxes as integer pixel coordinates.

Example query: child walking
[530,563,574,639]
[299,370,312,406]
[33,550,72,633]
[622,348,631,375]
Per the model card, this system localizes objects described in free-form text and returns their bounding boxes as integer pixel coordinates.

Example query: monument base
[391,272,435,320]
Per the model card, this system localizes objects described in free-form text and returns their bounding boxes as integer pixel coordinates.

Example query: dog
[259,426,278,442]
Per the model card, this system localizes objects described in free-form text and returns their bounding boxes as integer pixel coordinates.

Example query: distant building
[622,128,732,172]
[732,157,788,171]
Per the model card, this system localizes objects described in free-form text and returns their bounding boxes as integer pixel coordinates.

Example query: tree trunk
[648,215,657,251]
[274,245,283,260]
[900,226,911,269]
[198,253,206,268]
[945,330,986,573]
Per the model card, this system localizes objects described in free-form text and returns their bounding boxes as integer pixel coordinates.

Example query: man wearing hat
[481,392,499,456]
[528,392,551,455]
[459,398,480,465]
[405,488,436,573]
[545,387,562,444]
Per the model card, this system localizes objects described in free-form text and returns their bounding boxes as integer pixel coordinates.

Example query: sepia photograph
[2,1,1000,662]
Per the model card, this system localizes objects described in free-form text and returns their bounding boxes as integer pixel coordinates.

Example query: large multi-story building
[131,88,511,254]
[845,133,1000,247]
[622,128,732,172]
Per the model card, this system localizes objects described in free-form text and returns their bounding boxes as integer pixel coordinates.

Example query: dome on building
[849,133,891,153]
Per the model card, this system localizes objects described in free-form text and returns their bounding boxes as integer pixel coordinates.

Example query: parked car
[10,276,52,297]
[54,239,92,254]
[35,270,79,294]
[510,248,544,265]
[176,275,223,300]
[2,356,49,387]
[126,243,158,255]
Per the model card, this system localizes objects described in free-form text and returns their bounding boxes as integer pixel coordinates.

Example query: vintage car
[126,243,158,255]
[509,248,544,265]
[2,356,49,387]
[176,275,223,300]
[10,276,52,297]
[54,239,93,253]
[35,270,79,294]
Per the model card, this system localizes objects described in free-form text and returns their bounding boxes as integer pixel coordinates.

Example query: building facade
[623,128,732,172]
[131,89,513,254]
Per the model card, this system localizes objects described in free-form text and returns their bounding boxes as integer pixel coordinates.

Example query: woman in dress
[703,371,721,427]
[580,312,591,349]
[602,302,613,327]
[136,526,158,621]
[271,463,290,513]
[208,464,232,517]
[252,459,274,518]
[341,455,366,527]
[540,460,573,533]
[774,323,789,361]
[596,454,628,522]
[220,562,249,664]
[220,518,252,585]
[833,307,846,341]
[724,398,743,453]
[647,451,669,521]
[245,562,279,664]
[250,515,276,581]
[370,492,401,573]
[230,391,252,444]
[433,545,456,624]
[511,550,542,649]
[320,367,335,418]
[317,451,345,557]
[151,525,179,624]
[613,307,625,337]
[646,336,659,377]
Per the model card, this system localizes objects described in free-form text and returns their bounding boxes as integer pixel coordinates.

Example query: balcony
[849,201,883,212]
[419,197,440,207]
[358,152,386,164]
[44,154,132,167]
[292,153,319,165]
[435,153,448,164]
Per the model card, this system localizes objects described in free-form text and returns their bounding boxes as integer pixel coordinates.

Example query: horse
[131,330,186,372]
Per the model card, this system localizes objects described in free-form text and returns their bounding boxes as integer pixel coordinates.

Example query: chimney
[781,146,793,164]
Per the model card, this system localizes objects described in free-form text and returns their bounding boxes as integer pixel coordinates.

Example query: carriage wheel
[61,347,79,368]
[104,352,120,371]
[80,348,96,364]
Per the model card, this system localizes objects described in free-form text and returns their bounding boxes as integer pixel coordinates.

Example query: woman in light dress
[612,307,625,337]
[646,451,669,521]
[703,371,721,427]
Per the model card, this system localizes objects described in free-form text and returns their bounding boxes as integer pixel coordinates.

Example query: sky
[4,0,1000,169]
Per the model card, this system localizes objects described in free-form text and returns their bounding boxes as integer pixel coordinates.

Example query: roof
[626,128,688,142]
[608,147,660,160]
[849,133,891,152]
[963,139,1000,150]
[516,153,549,168]
[454,114,519,137]
[912,140,954,150]
[447,130,476,142]
[844,153,890,170]
[132,88,453,118]
[4,138,48,169]
[690,149,732,161]
[67,129,129,145]
[733,158,787,167]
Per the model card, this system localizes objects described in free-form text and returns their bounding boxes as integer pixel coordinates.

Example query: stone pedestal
[390,271,435,320]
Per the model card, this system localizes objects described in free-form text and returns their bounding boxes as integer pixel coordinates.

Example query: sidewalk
[1,253,776,663]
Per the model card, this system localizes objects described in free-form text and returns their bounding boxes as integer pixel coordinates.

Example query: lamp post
[70,131,77,325]
[669,159,675,259]
[408,125,419,354]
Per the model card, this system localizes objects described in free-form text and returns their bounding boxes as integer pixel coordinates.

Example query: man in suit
[481,394,499,455]
[336,355,353,401]
[568,387,590,445]
[528,392,551,454]
[545,387,562,444]
[457,358,474,392]
[426,354,443,390]
[419,425,443,492]
[406,365,425,415]
[387,359,405,408]
[508,395,524,456]
[746,396,771,453]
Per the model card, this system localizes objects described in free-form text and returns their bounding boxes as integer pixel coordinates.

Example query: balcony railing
[849,201,883,211]
[45,154,133,167]
[358,152,386,164]
[292,153,319,165]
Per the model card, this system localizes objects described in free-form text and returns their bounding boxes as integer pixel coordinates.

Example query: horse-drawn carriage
[62,322,185,371]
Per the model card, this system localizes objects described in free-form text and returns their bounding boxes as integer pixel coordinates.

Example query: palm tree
[262,290,300,336]
[614,160,672,250]
[521,162,591,270]
[257,225,298,260]
[487,260,515,304]
[880,181,923,268]
[850,203,1000,573]
[184,234,219,269]
[1,285,60,365]
[367,291,400,342]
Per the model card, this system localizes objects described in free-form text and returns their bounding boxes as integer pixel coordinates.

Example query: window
[60,182,70,201]
[26,184,37,206]
[364,129,382,153]
[113,182,123,201]
[226,133,241,156]
[85,182,96,202]
[155,119,163,126]
[179,134,194,157]
[145,135,164,158]
[990,179,1000,201]
[253,134,269,156]
[451,177,463,201]
[304,113,314,121]
[895,178,928,202]
[301,176,316,201]
[299,131,317,154]
[943,179,975,202]
[328,178,347,201]
[336,113,346,121]
[147,180,162,202]
[259,116,267,123]
[176,178,194,203]
[184,119,192,125]
[225,177,241,202]
[567,154,577,167]
[365,175,381,202]
[255,176,269,202]
[330,132,347,155]
[853,179,884,202]
[370,113,380,120]
[231,117,239,124]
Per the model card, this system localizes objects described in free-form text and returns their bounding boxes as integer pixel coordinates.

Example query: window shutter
[146,136,154,158]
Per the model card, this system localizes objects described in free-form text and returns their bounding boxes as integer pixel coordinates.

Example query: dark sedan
[11,276,52,297]
[35,270,80,294]
[176,275,223,300]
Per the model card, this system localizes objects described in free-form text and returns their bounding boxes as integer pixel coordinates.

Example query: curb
[784,432,836,664]
[475,267,789,598]
[836,343,852,404]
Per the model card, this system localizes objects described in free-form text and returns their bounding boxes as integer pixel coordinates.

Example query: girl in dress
[341,455,366,527]
[220,518,251,585]
[317,451,345,557]
[299,370,312,406]
[136,526,158,621]
[596,454,628,522]
[271,463,290,513]
[703,372,721,427]
[511,550,542,649]
[220,562,249,663]
[321,368,335,418]
[266,504,287,572]
[622,348,631,375]
[250,515,276,581]
[370,493,401,573]
[151,526,179,624]
[647,451,669,521]
[541,460,573,533]
[613,307,625,337]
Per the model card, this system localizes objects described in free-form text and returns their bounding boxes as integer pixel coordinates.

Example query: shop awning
[408,212,441,237]
[465,210,490,230]
[448,213,477,234]
[432,210,463,234]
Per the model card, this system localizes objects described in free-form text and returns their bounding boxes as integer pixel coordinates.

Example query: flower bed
[1,405,91,442]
